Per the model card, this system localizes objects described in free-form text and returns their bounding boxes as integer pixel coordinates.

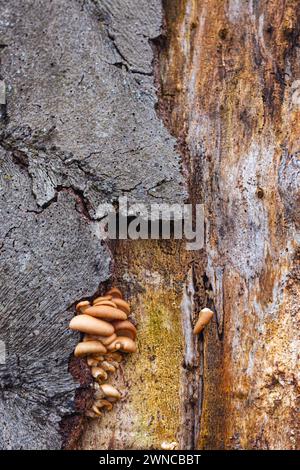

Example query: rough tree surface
[0,0,185,450]
[0,0,299,450]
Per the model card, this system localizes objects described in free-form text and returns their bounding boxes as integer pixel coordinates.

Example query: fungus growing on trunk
[85,305,127,321]
[74,340,107,357]
[107,336,137,353]
[69,287,137,420]
[111,298,130,315]
[69,314,114,336]
[76,300,91,313]
[112,320,137,340]
[193,307,214,334]
[107,287,123,299]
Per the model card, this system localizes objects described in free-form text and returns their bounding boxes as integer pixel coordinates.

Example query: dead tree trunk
[0,0,299,450]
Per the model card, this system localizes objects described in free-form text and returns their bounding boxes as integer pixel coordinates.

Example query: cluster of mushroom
[69,287,137,419]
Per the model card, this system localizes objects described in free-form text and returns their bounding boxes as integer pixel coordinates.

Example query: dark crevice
[152,0,207,450]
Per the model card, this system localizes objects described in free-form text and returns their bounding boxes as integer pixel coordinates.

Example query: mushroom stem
[107,336,136,353]
[91,404,102,416]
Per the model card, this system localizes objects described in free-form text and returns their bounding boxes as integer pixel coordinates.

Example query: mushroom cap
[83,334,116,345]
[97,333,117,346]
[87,357,100,367]
[74,341,107,357]
[93,300,118,308]
[100,384,121,399]
[76,300,90,313]
[69,314,114,336]
[93,295,112,304]
[113,320,137,340]
[91,366,108,381]
[193,308,214,335]
[111,298,130,315]
[107,336,137,353]
[85,305,127,321]
[106,287,123,299]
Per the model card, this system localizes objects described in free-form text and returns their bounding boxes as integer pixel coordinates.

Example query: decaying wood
[0,0,299,450]
[157,0,300,450]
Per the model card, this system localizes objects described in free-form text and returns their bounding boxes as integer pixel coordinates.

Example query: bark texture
[0,0,299,451]
[0,0,186,450]
[157,0,300,450]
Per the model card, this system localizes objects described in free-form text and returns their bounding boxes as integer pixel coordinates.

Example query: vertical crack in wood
[180,265,203,449]
[153,0,208,449]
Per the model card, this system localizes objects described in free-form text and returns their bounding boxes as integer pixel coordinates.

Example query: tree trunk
[0,0,299,450]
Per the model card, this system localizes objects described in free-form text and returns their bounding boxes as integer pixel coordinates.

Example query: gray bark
[0,0,186,449]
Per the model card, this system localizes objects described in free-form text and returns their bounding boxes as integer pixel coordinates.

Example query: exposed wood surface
[79,240,205,450]
[157,0,300,449]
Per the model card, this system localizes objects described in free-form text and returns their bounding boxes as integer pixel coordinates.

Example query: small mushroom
[100,383,121,400]
[91,404,102,416]
[111,298,130,315]
[83,334,117,346]
[93,295,112,304]
[113,320,137,340]
[93,300,118,308]
[69,314,114,336]
[193,307,214,335]
[85,305,127,321]
[107,336,137,353]
[74,341,107,357]
[94,399,113,411]
[106,287,123,299]
[87,357,100,367]
[91,366,108,381]
[76,300,90,313]
[101,361,116,373]
[92,354,105,362]
[97,333,117,346]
